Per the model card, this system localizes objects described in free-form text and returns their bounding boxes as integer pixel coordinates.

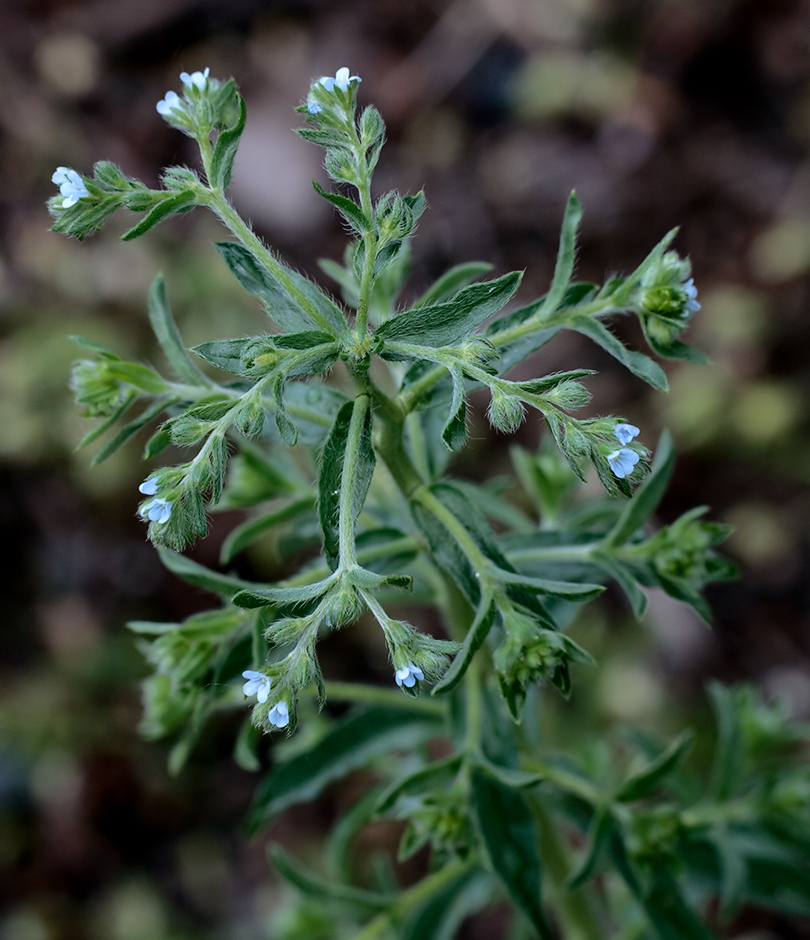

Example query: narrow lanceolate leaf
[536,191,582,320]
[492,568,605,602]
[376,755,463,813]
[470,767,552,939]
[442,367,467,451]
[636,865,719,940]
[269,844,394,912]
[231,578,331,609]
[432,596,496,695]
[706,682,741,802]
[75,391,137,450]
[378,271,523,347]
[604,430,675,547]
[147,274,211,385]
[106,361,167,395]
[156,546,256,596]
[591,554,648,618]
[414,261,494,307]
[91,396,176,465]
[246,707,443,832]
[572,317,669,390]
[210,92,246,189]
[215,242,348,335]
[567,807,613,889]
[616,731,693,802]
[318,399,375,569]
[401,870,492,940]
[121,190,197,241]
[312,180,370,235]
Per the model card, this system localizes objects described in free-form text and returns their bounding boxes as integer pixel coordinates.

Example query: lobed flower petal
[607,448,640,479]
[268,701,289,728]
[613,423,640,445]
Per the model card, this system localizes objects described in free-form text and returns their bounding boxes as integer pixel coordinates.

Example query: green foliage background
[2,1,810,939]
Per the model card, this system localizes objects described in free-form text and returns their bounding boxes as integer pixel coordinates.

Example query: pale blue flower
[156,89,186,117]
[683,278,700,315]
[52,167,89,208]
[242,669,271,704]
[141,497,172,524]
[613,423,640,445]
[607,448,640,479]
[307,101,322,114]
[180,68,209,91]
[319,67,361,92]
[139,478,159,496]
[395,662,424,688]
[268,701,290,728]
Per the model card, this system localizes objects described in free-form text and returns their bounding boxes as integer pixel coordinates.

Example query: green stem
[165,380,333,428]
[300,681,446,717]
[338,394,371,567]
[350,119,376,341]
[505,542,598,565]
[349,859,471,940]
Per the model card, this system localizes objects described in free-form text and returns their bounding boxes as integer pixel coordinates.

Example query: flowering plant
[52,67,810,939]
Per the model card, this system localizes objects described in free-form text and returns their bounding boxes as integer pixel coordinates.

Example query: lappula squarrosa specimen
[53,68,810,940]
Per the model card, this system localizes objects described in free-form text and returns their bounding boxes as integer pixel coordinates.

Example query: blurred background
[1,0,810,937]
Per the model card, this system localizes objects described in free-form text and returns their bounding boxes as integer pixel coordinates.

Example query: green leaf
[90,396,175,465]
[637,865,718,940]
[376,755,463,814]
[296,127,353,149]
[246,707,443,832]
[432,597,496,695]
[492,568,605,602]
[312,180,369,234]
[401,870,492,940]
[414,261,494,307]
[156,546,255,596]
[536,191,582,319]
[75,390,137,450]
[233,716,261,772]
[318,400,375,569]
[70,334,121,359]
[191,338,251,375]
[269,844,394,912]
[210,92,246,189]
[121,190,197,241]
[603,430,676,547]
[271,373,298,446]
[216,242,313,332]
[106,361,167,394]
[231,578,331,609]
[572,316,669,390]
[706,681,741,801]
[147,274,211,385]
[378,271,523,347]
[567,807,613,889]
[616,731,692,802]
[219,496,315,564]
[470,767,552,938]
[442,367,467,451]
[592,553,648,618]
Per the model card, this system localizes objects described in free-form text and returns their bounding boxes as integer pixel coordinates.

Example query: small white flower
[613,423,640,446]
[139,478,159,496]
[319,67,361,92]
[140,497,172,524]
[242,669,271,704]
[180,68,210,91]
[395,662,424,688]
[683,278,701,315]
[307,101,322,114]
[268,701,290,728]
[52,167,89,209]
[156,90,186,117]
[607,448,640,479]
